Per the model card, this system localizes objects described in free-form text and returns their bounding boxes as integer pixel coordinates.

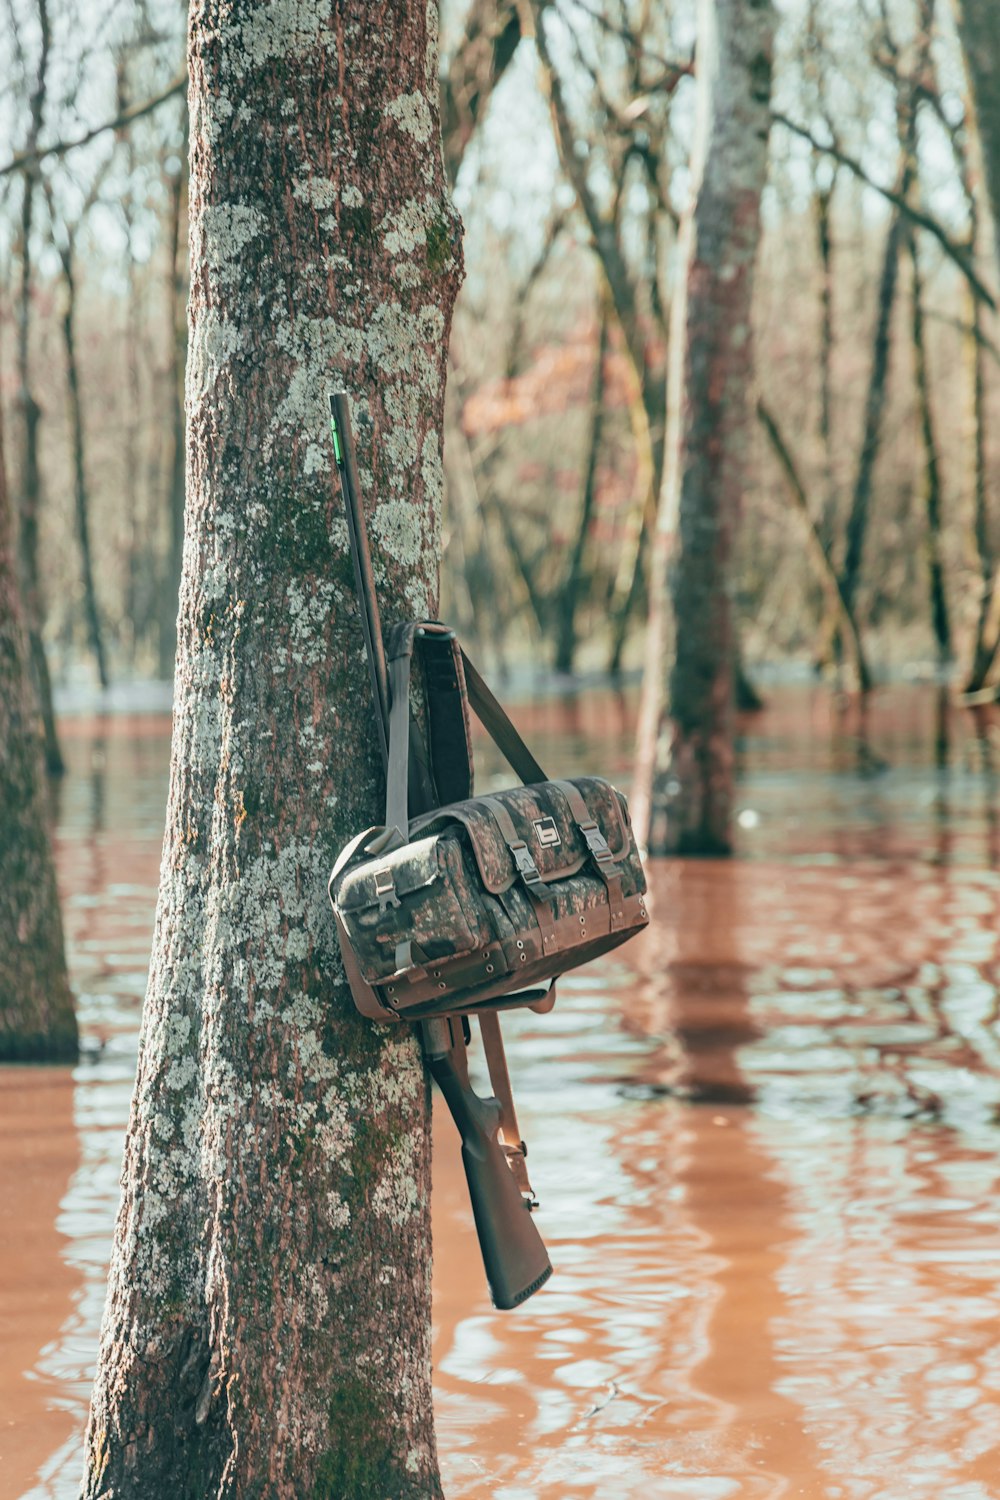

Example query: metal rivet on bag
[579,916,586,924]
[438,982,447,990]
[433,970,442,978]
[516,940,524,949]
[486,963,494,973]
[519,954,527,963]
[387,986,394,994]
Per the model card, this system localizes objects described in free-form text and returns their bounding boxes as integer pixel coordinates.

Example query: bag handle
[383,624,547,843]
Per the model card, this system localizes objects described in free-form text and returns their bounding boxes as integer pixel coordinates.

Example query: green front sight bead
[330,416,344,466]
[327,390,345,466]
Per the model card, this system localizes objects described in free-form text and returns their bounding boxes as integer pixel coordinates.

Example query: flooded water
[6,685,1000,1499]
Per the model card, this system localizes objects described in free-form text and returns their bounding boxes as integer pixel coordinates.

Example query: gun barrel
[425,1019,552,1309]
[329,390,390,768]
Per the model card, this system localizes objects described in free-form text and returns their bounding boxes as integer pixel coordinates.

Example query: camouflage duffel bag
[329,622,649,1022]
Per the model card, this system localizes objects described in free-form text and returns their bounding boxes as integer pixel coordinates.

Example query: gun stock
[423,1016,552,1310]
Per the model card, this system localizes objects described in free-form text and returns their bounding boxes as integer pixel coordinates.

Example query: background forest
[3,0,999,718]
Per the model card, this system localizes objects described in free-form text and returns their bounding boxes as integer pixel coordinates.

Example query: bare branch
[0,73,186,179]
[773,108,997,308]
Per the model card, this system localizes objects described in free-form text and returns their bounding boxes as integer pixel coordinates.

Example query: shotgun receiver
[328,391,552,1309]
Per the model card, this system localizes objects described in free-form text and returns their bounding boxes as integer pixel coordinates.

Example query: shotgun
[328,391,552,1309]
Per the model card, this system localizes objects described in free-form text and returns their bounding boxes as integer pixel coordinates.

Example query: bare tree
[639,0,776,855]
[82,0,463,1493]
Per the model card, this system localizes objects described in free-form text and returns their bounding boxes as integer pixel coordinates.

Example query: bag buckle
[510,841,543,888]
[580,821,612,863]
[373,867,401,913]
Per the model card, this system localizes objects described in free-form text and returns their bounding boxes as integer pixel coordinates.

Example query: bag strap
[384,623,547,840]
[478,1011,536,1202]
[460,651,547,786]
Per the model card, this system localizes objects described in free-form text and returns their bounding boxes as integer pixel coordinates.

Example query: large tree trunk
[82,3,463,1496]
[643,0,775,856]
[0,391,76,1059]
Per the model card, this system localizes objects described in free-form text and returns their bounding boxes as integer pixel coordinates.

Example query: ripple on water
[16,687,1000,1498]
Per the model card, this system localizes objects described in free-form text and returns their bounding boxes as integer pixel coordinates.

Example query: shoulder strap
[460,651,547,785]
[384,625,548,839]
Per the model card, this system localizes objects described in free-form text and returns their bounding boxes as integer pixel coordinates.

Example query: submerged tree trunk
[16,0,63,775]
[837,182,907,627]
[757,397,871,691]
[0,400,76,1059]
[554,298,610,674]
[56,230,110,689]
[83,2,462,1496]
[645,0,775,856]
[908,234,951,666]
[158,128,189,681]
[957,2,1000,261]
[955,1,1000,694]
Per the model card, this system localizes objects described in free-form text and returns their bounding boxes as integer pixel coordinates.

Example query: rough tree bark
[643,0,775,856]
[82,2,463,1496]
[0,395,76,1059]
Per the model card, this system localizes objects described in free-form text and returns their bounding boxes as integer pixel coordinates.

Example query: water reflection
[12,687,1000,1498]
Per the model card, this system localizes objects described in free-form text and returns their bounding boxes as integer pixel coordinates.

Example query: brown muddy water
[6,685,1000,1499]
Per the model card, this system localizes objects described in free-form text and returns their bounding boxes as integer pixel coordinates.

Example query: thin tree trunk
[955,1,1000,694]
[158,129,188,681]
[120,59,145,669]
[757,397,871,690]
[908,233,951,665]
[816,179,835,475]
[82,2,462,1494]
[956,2,1000,269]
[441,0,521,185]
[964,289,1000,691]
[838,181,908,625]
[645,0,776,857]
[810,172,843,670]
[606,485,652,676]
[16,0,62,774]
[57,233,110,688]
[554,297,610,674]
[0,389,76,1059]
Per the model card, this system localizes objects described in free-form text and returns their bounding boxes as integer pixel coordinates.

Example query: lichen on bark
[82,2,462,1495]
